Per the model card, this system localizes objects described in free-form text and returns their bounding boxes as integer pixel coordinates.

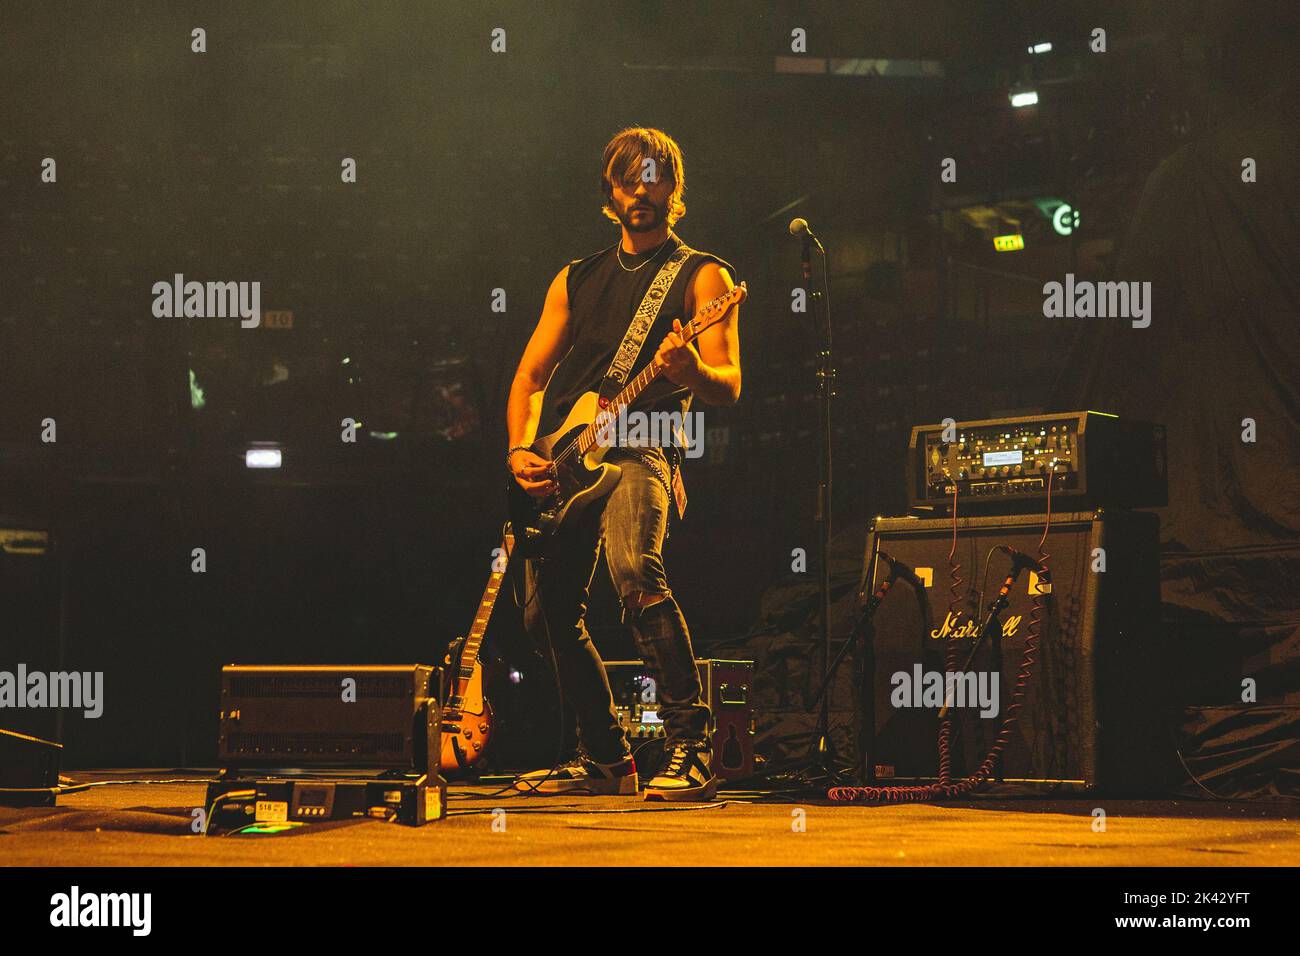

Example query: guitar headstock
[683,281,747,341]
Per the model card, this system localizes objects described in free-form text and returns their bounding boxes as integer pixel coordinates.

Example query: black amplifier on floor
[605,659,756,781]
[218,664,440,773]
[858,509,1174,795]
[0,521,61,745]
[0,728,62,807]
[907,411,1167,512]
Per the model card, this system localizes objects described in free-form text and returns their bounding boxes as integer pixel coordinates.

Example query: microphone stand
[808,556,897,731]
[800,228,839,786]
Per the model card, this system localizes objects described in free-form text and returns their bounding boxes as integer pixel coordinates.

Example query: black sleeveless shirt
[541,234,734,433]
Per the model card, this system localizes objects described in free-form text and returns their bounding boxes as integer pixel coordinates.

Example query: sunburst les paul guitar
[508,282,746,558]
[438,530,513,776]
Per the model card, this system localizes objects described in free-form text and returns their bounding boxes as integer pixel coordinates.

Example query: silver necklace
[615,234,672,272]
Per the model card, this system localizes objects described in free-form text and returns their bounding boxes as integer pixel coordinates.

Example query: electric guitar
[508,281,746,557]
[438,530,513,776]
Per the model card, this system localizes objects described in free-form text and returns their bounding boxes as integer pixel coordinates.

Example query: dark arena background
[1,0,1297,932]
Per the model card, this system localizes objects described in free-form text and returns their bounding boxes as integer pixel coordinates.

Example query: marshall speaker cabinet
[858,509,1173,795]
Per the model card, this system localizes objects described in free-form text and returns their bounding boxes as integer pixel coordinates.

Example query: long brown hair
[600,127,686,227]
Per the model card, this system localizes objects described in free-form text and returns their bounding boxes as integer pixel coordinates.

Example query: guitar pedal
[606,660,755,780]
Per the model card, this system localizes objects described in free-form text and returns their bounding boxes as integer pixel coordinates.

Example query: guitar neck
[568,282,745,457]
[573,361,662,457]
[455,534,513,680]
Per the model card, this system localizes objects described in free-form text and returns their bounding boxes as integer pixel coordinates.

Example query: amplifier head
[907,411,1166,513]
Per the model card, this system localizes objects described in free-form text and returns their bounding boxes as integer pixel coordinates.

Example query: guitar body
[438,531,515,779]
[439,652,493,776]
[508,282,746,559]
[508,391,623,557]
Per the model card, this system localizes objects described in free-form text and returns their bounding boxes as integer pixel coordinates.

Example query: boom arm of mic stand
[936,572,1017,719]
[808,575,894,713]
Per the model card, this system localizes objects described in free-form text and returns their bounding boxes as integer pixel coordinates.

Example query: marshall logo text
[929,612,1022,640]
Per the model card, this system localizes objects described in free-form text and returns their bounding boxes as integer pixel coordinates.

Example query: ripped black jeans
[521,448,710,764]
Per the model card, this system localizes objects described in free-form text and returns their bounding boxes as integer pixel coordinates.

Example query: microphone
[860,551,921,610]
[789,218,823,283]
[788,217,825,253]
[887,556,926,589]
[998,545,1046,574]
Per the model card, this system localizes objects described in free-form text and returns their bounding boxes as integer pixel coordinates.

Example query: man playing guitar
[505,127,741,801]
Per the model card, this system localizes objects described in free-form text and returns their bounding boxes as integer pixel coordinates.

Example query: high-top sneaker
[643,741,717,802]
[513,752,639,795]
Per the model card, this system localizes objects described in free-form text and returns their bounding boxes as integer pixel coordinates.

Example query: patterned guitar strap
[597,240,695,521]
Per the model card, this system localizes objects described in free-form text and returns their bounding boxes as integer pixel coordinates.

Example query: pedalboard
[204,774,445,829]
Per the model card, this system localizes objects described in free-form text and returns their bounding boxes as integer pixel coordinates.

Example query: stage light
[1028,42,1052,54]
[993,234,1025,252]
[188,369,206,410]
[1010,90,1039,108]
[1052,203,1080,236]
[508,669,523,684]
[245,445,282,469]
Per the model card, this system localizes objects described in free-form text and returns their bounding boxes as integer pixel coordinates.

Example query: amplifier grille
[227,674,416,699]
[224,732,406,757]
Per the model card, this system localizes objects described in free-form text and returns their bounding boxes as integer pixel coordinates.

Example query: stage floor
[2,771,1297,867]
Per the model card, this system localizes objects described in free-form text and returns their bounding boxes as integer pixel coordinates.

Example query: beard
[616,196,668,233]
